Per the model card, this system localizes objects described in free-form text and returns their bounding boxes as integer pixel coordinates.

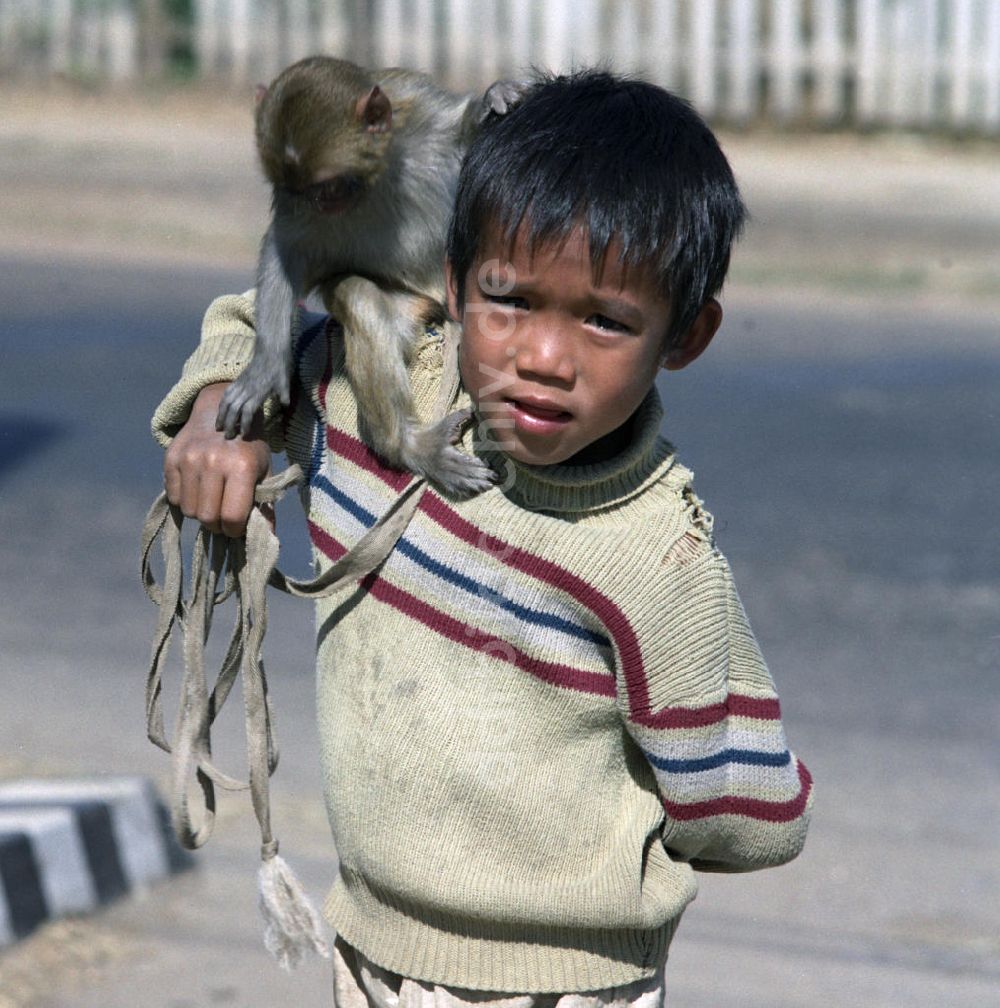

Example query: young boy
[155,70,812,1005]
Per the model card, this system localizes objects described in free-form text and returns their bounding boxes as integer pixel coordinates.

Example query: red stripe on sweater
[662,758,813,823]
[318,425,775,720]
[417,492,645,693]
[327,426,412,493]
[309,521,347,560]
[306,511,782,725]
[631,694,781,729]
[308,520,614,696]
[322,427,642,694]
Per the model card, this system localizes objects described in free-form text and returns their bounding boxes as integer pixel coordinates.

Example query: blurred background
[0,2,998,1007]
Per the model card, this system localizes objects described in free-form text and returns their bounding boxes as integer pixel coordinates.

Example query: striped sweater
[152,292,813,993]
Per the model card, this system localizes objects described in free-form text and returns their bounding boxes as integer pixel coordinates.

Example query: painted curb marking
[0,776,191,947]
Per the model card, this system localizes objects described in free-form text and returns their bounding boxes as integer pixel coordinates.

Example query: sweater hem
[322,872,680,993]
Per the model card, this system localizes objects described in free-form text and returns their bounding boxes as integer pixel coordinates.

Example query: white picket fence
[2,0,1000,133]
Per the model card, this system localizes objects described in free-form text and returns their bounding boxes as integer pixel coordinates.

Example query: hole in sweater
[663,532,703,566]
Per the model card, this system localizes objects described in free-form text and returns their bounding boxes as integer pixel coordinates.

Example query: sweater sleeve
[614,536,813,873]
[150,289,287,452]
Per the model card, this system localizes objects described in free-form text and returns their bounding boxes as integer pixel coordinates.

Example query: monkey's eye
[306,175,366,214]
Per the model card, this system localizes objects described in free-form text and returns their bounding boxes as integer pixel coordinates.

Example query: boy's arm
[153,291,281,537]
[615,538,813,873]
[152,291,284,448]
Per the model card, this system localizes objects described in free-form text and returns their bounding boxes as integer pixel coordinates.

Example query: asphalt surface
[0,249,998,1006]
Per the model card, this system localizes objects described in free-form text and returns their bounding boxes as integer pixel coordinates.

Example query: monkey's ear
[254,83,268,106]
[356,86,392,133]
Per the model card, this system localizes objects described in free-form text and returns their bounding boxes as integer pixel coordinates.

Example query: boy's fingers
[195,471,225,534]
[163,463,182,507]
[219,473,257,539]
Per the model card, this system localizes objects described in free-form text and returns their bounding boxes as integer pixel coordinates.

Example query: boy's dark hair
[447,68,746,349]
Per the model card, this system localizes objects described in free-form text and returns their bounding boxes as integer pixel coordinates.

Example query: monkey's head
[255,56,394,214]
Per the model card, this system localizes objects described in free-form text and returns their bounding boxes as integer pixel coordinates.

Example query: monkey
[215,56,524,496]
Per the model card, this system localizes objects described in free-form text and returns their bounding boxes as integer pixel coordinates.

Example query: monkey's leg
[217,227,297,438]
[328,277,495,497]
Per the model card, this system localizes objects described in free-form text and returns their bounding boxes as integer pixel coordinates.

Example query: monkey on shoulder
[216,56,521,496]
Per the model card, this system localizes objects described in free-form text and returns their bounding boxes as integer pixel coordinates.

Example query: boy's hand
[163,382,272,538]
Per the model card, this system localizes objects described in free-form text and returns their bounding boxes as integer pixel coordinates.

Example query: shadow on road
[0,414,66,479]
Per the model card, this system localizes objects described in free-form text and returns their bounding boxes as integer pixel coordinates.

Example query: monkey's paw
[405,409,496,497]
[480,79,532,121]
[216,355,290,439]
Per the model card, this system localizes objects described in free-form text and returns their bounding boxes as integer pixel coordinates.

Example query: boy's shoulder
[291,314,452,433]
[656,455,715,540]
[616,452,718,571]
[294,313,445,378]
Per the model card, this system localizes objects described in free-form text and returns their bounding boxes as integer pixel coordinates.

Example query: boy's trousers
[332,936,666,1008]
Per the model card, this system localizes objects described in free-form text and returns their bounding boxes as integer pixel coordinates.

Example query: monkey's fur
[217,56,519,496]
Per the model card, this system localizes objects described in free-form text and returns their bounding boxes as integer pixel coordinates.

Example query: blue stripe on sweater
[646,748,792,773]
[312,470,610,649]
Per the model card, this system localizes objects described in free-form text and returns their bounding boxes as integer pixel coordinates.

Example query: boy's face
[446,223,719,466]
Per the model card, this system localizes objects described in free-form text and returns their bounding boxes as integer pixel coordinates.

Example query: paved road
[0,254,998,1007]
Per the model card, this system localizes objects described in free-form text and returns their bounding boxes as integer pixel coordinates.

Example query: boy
[155,70,812,1004]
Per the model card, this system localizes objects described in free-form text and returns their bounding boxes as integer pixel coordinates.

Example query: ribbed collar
[475,388,677,515]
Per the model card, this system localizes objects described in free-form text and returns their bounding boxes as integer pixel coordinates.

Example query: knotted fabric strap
[139,317,463,967]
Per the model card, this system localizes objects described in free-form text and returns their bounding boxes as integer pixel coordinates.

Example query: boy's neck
[562,412,637,467]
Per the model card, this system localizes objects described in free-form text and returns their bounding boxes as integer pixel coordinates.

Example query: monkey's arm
[216,226,300,438]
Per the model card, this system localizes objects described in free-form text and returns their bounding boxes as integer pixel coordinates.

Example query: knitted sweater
[152,293,813,993]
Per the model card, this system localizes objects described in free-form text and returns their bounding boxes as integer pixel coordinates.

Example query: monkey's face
[261,130,388,215]
[255,67,392,212]
[448,224,720,467]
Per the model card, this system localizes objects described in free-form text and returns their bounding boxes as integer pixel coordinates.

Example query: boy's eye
[486,294,528,310]
[587,313,632,333]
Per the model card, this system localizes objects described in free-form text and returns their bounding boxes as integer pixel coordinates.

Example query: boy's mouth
[505,397,573,433]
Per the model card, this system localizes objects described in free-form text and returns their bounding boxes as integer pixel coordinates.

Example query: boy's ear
[443,259,462,321]
[662,298,722,371]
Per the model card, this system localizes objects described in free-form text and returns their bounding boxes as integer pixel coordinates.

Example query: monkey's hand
[406,408,496,497]
[479,78,532,121]
[216,346,290,440]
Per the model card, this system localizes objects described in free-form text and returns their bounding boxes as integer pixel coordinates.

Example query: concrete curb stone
[0,777,191,947]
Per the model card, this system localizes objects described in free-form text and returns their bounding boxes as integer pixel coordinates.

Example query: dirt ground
[1,82,999,316]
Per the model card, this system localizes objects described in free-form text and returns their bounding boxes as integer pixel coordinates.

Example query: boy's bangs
[477,149,677,290]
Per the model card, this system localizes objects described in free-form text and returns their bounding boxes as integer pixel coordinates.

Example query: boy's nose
[514,324,575,385]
